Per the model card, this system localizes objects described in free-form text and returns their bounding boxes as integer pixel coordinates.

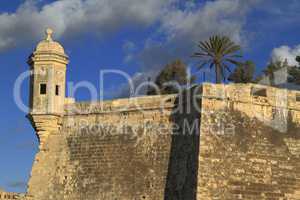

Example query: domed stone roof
[35,28,65,54]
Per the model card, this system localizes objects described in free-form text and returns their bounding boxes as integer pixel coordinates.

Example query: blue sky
[1,0,300,193]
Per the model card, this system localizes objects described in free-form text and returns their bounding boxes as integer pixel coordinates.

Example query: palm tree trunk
[215,64,222,83]
[270,72,275,86]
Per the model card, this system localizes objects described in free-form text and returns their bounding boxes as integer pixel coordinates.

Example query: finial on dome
[45,28,53,41]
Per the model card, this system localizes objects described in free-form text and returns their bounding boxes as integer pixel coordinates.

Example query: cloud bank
[271,45,300,66]
[0,0,263,97]
[113,0,262,97]
[0,0,262,53]
[0,0,172,51]
[137,0,262,70]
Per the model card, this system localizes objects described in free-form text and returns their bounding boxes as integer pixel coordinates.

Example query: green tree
[193,35,242,83]
[227,61,255,83]
[296,56,300,64]
[147,59,195,95]
[288,67,300,84]
[288,56,300,85]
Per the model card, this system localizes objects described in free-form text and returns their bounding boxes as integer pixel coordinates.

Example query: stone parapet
[64,94,177,115]
[65,83,300,116]
[202,83,300,111]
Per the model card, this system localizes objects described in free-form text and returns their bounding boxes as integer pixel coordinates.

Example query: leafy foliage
[288,67,300,84]
[193,35,242,83]
[227,61,255,83]
[147,59,195,95]
[288,56,300,85]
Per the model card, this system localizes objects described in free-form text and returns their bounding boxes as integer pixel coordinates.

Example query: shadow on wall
[164,87,202,200]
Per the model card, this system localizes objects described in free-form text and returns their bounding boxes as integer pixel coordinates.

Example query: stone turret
[28,28,68,115]
[27,28,69,149]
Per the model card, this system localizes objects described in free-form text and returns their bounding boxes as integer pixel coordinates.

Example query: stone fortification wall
[25,83,300,200]
[26,95,185,200]
[198,83,300,199]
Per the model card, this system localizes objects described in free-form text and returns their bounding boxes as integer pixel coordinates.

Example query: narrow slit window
[40,84,47,95]
[56,85,60,96]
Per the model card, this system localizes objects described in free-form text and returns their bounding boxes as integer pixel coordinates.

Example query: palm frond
[193,35,242,83]
[192,52,210,58]
[227,54,243,58]
[197,61,209,70]
[223,64,231,72]
[225,58,242,66]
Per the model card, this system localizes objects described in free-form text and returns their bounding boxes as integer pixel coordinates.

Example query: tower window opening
[40,84,47,95]
[56,85,60,96]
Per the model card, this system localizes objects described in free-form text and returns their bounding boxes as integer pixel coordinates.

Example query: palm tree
[193,35,242,83]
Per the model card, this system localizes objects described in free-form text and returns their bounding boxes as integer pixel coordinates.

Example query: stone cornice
[27,114,62,150]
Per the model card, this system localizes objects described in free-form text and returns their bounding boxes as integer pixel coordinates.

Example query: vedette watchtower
[27,28,69,148]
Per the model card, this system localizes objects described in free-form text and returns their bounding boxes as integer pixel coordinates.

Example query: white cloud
[161,0,245,44]
[122,40,136,52]
[0,0,172,51]
[0,0,263,98]
[112,0,263,97]
[271,45,300,66]
[122,40,137,63]
[136,0,262,72]
[0,0,263,53]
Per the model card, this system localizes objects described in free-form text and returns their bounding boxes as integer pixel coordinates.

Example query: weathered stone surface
[25,83,300,199]
[23,29,300,199]
[198,83,300,200]
[28,28,68,116]
[27,97,175,200]
[0,188,22,199]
